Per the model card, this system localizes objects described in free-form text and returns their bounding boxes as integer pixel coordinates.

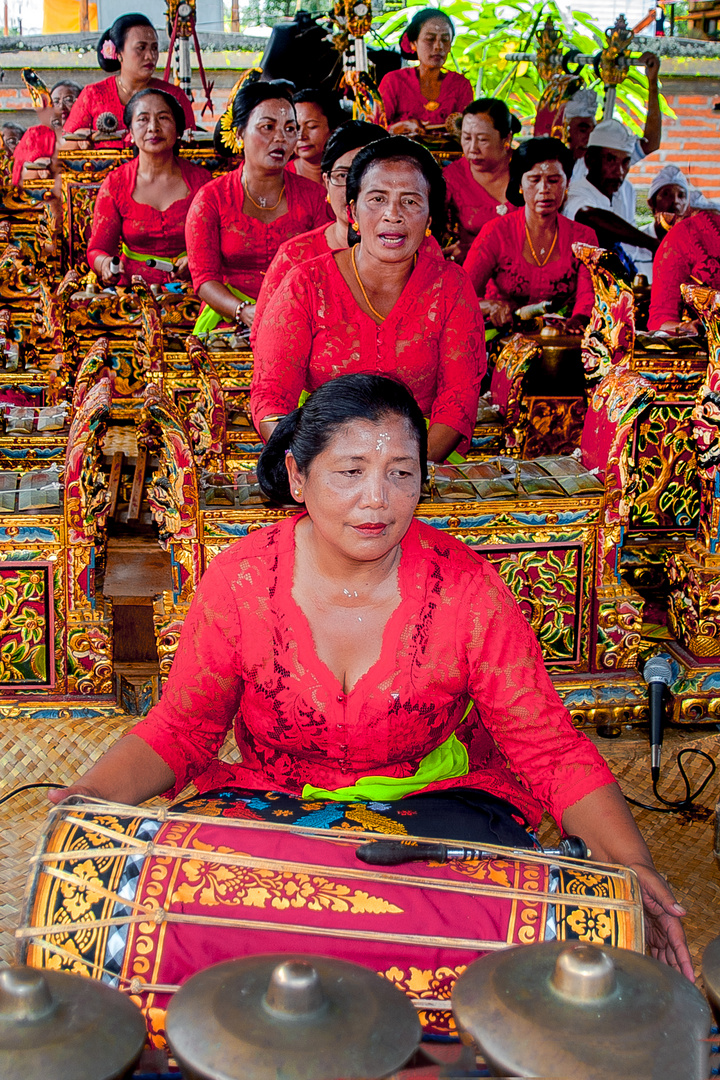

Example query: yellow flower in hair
[219,68,262,155]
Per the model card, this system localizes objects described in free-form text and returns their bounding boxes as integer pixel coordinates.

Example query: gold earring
[326,194,331,202]
[295,488,302,497]
[425,226,432,237]
[351,222,360,233]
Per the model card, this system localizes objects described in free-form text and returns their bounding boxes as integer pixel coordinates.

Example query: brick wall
[630,77,720,199]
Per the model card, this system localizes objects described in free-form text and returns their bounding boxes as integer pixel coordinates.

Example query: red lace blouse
[64,76,195,147]
[379,67,473,127]
[464,209,598,318]
[647,210,720,331]
[87,156,211,285]
[250,248,485,446]
[253,223,335,330]
[185,164,329,300]
[444,156,509,265]
[132,516,615,827]
[11,124,55,187]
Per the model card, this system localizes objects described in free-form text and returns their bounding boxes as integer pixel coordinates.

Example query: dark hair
[123,88,186,142]
[320,120,390,175]
[292,88,345,132]
[401,8,454,58]
[50,79,81,97]
[345,135,446,243]
[1,122,24,134]
[257,373,428,504]
[232,79,296,133]
[462,98,522,140]
[97,14,155,72]
[506,136,574,206]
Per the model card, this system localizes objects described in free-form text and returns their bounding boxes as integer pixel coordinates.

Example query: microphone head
[643,655,673,686]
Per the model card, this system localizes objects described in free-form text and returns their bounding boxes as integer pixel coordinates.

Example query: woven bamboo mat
[2,717,719,977]
[538,727,720,976]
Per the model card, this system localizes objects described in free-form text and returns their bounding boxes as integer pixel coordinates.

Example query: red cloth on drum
[647,210,720,331]
[443,156,509,265]
[379,67,473,127]
[86,156,210,285]
[249,248,485,448]
[464,209,598,319]
[185,164,329,301]
[253,223,335,327]
[63,76,195,147]
[132,516,615,827]
[11,124,56,187]
[120,816,554,1045]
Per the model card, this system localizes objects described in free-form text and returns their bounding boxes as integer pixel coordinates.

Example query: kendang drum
[16,796,644,1049]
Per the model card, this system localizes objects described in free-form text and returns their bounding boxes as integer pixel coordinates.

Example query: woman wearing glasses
[253,121,389,328]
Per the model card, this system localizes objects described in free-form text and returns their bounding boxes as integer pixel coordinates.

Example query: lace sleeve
[464,221,500,297]
[131,550,245,797]
[460,561,616,826]
[252,244,297,334]
[250,266,314,428]
[378,71,400,124]
[430,270,485,443]
[186,182,222,292]
[87,173,123,269]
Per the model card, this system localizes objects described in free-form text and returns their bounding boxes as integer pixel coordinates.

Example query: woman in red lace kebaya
[11,80,80,187]
[647,209,720,333]
[87,90,210,287]
[286,88,345,186]
[465,137,597,333]
[443,98,519,264]
[253,120,389,329]
[51,373,693,981]
[185,79,328,334]
[379,8,472,136]
[64,14,194,149]
[251,136,484,464]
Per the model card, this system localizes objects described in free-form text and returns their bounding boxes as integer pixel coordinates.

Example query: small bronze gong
[452,941,711,1079]
[0,965,146,1080]
[166,953,421,1080]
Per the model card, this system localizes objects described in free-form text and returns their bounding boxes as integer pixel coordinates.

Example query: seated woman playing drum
[253,120,389,327]
[64,13,195,148]
[87,89,210,287]
[51,373,692,979]
[185,79,328,333]
[464,137,597,334]
[11,80,80,187]
[251,136,484,464]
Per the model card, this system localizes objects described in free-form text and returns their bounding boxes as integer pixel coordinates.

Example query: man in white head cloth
[563,51,662,180]
[563,118,659,263]
[625,165,690,282]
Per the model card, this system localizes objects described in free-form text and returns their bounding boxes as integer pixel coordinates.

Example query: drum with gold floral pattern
[16,797,644,1049]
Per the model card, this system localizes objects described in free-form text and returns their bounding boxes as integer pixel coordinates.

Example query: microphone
[643,656,673,784]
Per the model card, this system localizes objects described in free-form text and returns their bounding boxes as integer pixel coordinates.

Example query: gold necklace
[525,223,558,267]
[351,245,385,322]
[243,174,285,211]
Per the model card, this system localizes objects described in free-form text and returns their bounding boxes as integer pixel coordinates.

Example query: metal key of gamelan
[355,835,589,867]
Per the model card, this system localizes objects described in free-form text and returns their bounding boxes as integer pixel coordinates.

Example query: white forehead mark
[375,432,390,451]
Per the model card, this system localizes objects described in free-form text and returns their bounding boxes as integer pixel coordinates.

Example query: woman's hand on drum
[630,861,694,981]
[96,254,122,286]
[563,313,589,337]
[48,783,103,805]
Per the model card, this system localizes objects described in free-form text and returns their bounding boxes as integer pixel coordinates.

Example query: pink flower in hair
[101,39,118,60]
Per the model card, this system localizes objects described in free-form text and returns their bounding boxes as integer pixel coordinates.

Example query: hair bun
[510,114,522,135]
[97,29,121,72]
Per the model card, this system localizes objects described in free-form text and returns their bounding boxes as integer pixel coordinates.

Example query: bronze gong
[0,965,146,1080]
[165,953,421,1080]
[452,941,711,1080]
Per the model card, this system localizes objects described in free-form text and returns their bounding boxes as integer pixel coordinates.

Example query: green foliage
[369,0,673,133]
[239,0,328,28]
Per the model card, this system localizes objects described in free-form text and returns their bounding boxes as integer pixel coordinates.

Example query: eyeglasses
[51,95,77,107]
[327,169,350,187]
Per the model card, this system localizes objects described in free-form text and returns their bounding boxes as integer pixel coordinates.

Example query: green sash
[121,242,186,265]
[193,285,255,335]
[301,709,473,803]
